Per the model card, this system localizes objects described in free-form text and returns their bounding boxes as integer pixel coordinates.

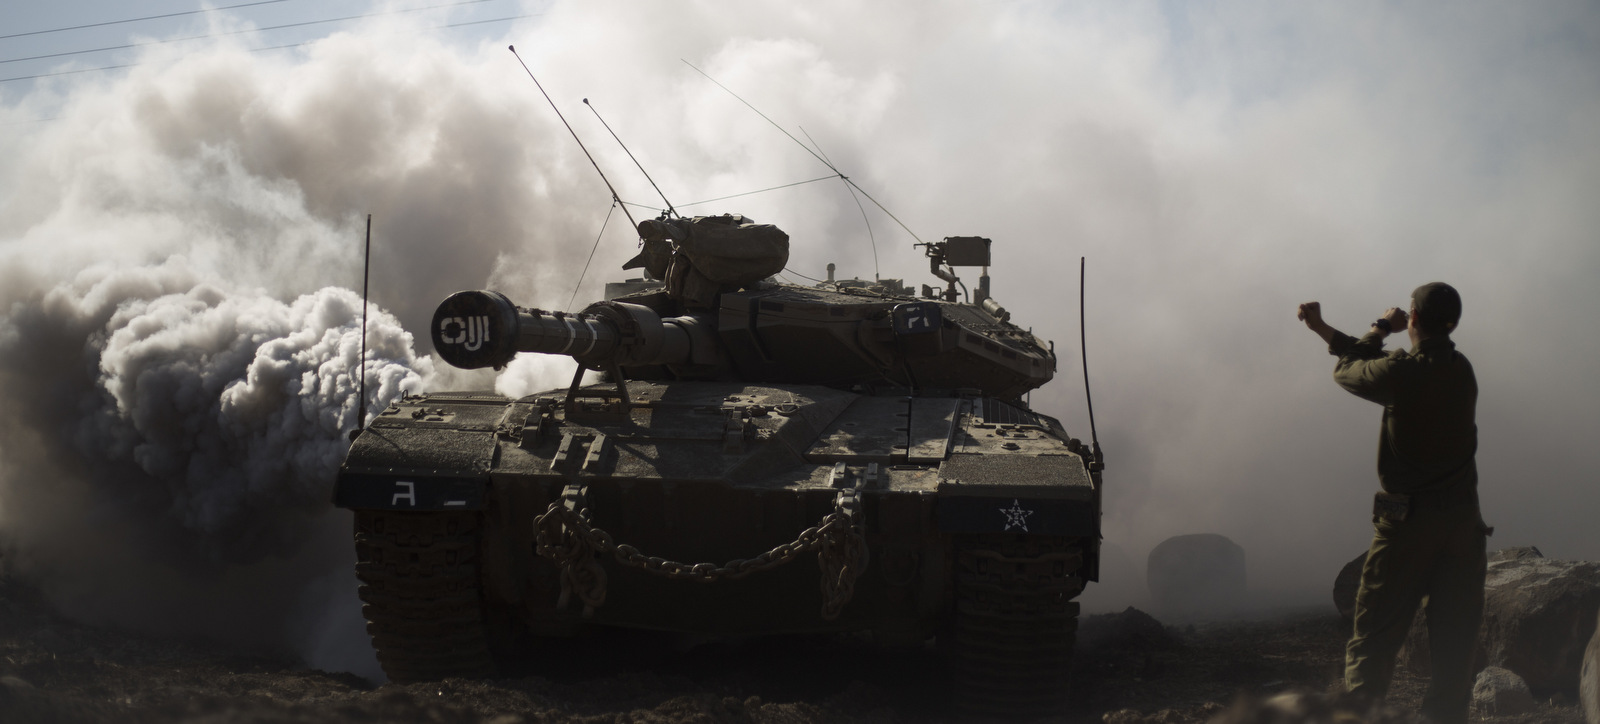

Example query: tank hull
[336,381,1101,626]
[338,380,1098,712]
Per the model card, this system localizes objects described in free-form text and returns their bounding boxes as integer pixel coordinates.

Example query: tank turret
[433,217,1054,401]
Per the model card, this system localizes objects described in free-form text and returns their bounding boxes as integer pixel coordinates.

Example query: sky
[0,0,1596,677]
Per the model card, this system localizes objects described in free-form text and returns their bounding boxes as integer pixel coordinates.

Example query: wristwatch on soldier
[1373,318,1392,333]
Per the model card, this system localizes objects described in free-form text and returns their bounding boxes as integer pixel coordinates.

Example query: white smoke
[0,256,428,676]
[495,354,582,399]
[90,278,426,546]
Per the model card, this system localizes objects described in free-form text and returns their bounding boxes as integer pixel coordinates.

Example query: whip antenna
[584,97,677,218]
[510,46,637,233]
[1080,256,1102,469]
[356,213,372,433]
[802,126,878,279]
[682,59,924,245]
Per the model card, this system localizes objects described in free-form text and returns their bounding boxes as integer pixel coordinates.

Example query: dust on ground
[0,575,1583,723]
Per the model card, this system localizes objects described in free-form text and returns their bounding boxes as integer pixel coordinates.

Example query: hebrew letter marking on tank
[892,302,941,335]
[464,315,490,351]
[438,316,491,351]
[440,316,466,344]
[392,481,416,507]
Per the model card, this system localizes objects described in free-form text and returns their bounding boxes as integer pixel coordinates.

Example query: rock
[1333,552,1366,622]
[1489,546,1543,563]
[1473,666,1535,715]
[1482,556,1600,692]
[1078,607,1178,653]
[1395,547,1547,675]
[1204,690,1412,723]
[1078,607,1181,681]
[1105,704,1223,724]
[1396,607,1433,677]
[1582,608,1599,724]
[30,627,65,653]
[1397,551,1600,694]
[1147,534,1246,620]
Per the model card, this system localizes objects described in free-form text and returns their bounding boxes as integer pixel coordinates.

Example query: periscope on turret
[335,212,1103,717]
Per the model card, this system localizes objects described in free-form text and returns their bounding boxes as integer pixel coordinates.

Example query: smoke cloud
[0,258,428,672]
[0,0,1595,677]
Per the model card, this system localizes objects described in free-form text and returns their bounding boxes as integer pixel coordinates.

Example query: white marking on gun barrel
[575,319,599,357]
[558,316,579,354]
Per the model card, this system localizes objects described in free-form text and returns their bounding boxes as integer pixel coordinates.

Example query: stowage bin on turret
[336,213,1103,717]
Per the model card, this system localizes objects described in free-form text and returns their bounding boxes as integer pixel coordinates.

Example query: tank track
[354,510,497,682]
[951,534,1086,716]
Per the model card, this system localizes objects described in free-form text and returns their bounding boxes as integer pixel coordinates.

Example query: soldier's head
[1409,282,1461,338]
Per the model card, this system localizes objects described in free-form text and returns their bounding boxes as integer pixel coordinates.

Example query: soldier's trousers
[1345,500,1486,724]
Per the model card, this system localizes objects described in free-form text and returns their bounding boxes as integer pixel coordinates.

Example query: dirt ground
[0,575,1584,723]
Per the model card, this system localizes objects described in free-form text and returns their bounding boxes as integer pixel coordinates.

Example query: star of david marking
[999,498,1033,532]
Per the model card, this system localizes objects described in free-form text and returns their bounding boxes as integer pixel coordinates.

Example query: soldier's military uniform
[1328,327,1485,724]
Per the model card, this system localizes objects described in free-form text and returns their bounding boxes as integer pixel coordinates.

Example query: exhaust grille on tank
[981,398,1038,426]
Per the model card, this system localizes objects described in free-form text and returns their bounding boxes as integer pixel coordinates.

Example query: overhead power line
[0,0,290,42]
[0,13,537,85]
[0,0,500,66]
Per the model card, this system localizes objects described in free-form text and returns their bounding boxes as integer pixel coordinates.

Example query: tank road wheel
[950,534,1086,716]
[354,510,497,682]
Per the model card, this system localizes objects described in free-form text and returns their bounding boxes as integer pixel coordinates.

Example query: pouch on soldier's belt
[1374,491,1410,522]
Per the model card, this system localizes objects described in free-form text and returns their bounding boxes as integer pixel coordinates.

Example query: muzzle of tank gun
[431,290,712,370]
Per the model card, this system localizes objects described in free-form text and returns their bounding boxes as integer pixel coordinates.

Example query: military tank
[335,212,1103,715]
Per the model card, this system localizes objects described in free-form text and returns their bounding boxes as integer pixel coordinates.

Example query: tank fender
[935,453,1097,536]
[936,494,1096,537]
[334,473,488,511]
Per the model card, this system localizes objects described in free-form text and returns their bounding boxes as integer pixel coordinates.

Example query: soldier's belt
[1373,483,1478,521]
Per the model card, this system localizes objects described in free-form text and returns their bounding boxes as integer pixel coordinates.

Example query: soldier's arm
[1300,302,1402,404]
[1297,302,1341,345]
[1330,329,1399,405]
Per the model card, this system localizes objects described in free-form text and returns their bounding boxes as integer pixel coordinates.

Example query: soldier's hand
[1297,302,1323,329]
[1379,307,1408,333]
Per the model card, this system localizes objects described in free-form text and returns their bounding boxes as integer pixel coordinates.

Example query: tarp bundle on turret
[635,214,789,308]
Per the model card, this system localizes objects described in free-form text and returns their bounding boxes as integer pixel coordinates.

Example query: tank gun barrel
[432,290,711,370]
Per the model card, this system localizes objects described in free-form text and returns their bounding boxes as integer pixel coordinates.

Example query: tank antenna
[1080,256,1103,469]
[583,98,677,218]
[801,126,878,280]
[510,46,638,234]
[682,59,924,246]
[356,213,372,434]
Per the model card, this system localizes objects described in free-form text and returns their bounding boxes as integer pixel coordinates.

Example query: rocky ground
[0,575,1584,723]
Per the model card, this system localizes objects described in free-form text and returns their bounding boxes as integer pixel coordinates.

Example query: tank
[334,213,1104,716]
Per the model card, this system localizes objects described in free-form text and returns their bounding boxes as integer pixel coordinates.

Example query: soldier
[1297,282,1487,724]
